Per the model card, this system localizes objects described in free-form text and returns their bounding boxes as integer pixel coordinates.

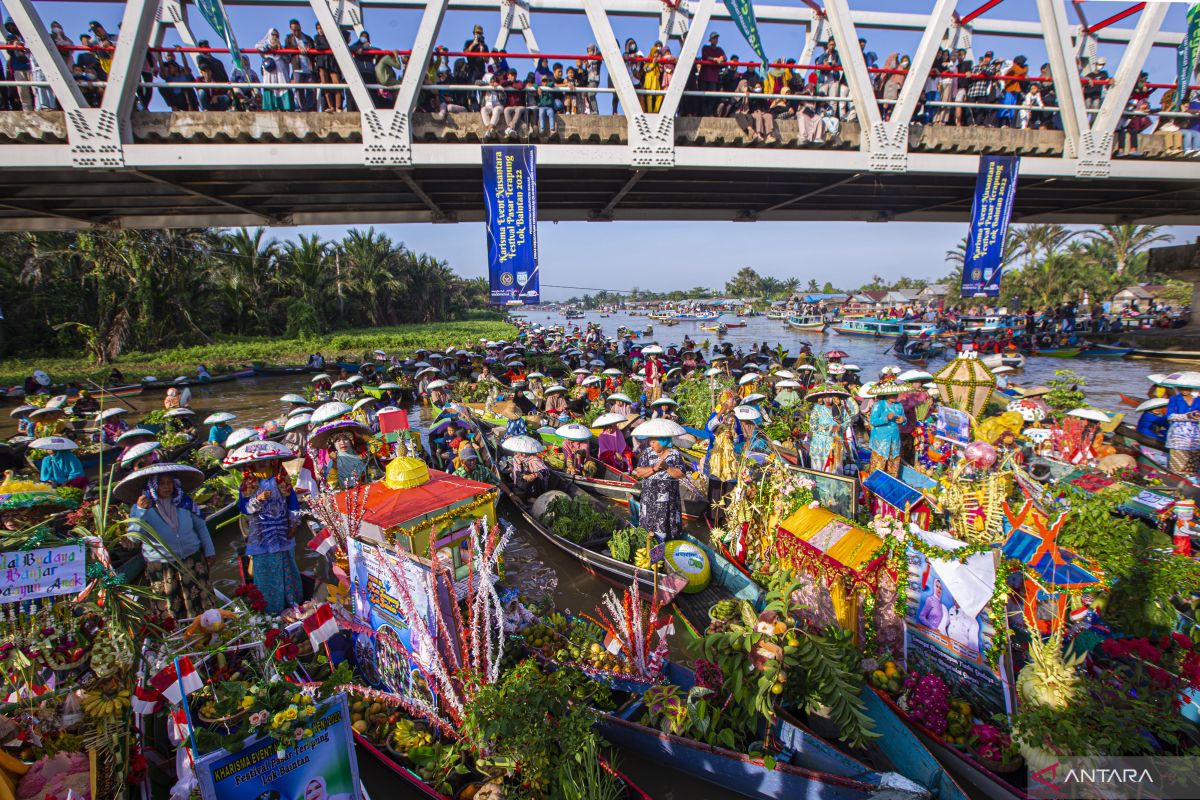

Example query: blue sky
[12,0,1200,298]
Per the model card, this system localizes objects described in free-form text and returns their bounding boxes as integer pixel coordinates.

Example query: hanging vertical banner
[483,145,540,305]
[960,155,1019,298]
[723,0,769,66]
[195,0,247,72]
[1176,3,1200,108]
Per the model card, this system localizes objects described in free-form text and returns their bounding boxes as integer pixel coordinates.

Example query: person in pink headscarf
[594,414,633,473]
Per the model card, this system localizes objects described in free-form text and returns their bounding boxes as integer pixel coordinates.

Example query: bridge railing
[0,0,1185,176]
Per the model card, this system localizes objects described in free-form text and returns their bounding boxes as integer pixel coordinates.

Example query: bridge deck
[3,111,1200,229]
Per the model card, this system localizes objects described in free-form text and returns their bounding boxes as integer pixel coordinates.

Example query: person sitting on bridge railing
[230,60,261,111]
[536,75,557,138]
[198,62,231,112]
[502,69,528,136]
[481,73,505,138]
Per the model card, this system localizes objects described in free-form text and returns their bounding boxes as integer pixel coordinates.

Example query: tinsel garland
[330,682,459,740]
[384,491,498,546]
[774,527,888,593]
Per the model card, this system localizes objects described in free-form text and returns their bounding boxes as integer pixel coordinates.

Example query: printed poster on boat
[0,544,86,603]
[347,538,431,694]
[195,693,361,800]
[960,155,1019,298]
[483,145,540,305]
[904,528,1013,720]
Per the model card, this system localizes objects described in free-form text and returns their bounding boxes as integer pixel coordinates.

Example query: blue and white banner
[960,155,1020,298]
[483,145,540,305]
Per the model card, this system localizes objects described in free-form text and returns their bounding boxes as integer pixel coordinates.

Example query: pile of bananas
[390,718,434,754]
[82,689,130,719]
[0,749,29,800]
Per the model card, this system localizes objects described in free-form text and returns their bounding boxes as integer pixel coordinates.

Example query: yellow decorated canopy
[776,506,887,585]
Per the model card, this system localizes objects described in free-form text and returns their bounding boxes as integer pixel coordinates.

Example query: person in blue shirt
[868,382,906,477]
[1166,384,1200,475]
[1135,398,1169,446]
[39,441,87,489]
[129,467,214,618]
[237,451,302,614]
[208,421,233,446]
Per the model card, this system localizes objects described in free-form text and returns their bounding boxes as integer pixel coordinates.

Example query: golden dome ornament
[933,351,997,419]
[384,457,431,489]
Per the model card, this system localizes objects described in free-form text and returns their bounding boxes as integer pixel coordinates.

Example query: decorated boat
[787,314,829,332]
[831,318,943,339]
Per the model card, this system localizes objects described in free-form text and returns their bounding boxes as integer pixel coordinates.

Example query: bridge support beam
[823,0,957,172]
[7,0,156,168]
[311,0,448,166]
[497,0,540,52]
[1038,0,1165,177]
[582,0,715,168]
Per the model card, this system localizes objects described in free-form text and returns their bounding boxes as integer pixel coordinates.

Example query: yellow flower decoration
[284,707,298,721]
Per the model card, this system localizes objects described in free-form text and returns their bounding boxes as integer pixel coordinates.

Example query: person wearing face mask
[256,27,295,111]
[231,444,303,614]
[350,31,379,104]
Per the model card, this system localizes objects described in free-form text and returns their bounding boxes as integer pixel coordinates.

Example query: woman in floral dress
[633,420,687,542]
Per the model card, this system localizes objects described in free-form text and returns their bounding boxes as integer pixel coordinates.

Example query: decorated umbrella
[933,352,996,419]
[1006,397,1048,423]
[222,440,296,469]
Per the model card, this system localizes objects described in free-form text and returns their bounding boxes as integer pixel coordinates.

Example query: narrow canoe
[1077,344,1133,358]
[1129,348,1200,361]
[545,458,709,522]
[598,662,968,800]
[1030,347,1081,358]
[482,435,687,603]
[870,687,1025,800]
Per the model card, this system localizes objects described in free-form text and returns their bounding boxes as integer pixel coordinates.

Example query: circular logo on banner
[971,268,982,281]
[500,272,515,287]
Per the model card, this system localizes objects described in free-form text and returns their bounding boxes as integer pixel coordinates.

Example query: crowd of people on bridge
[3,12,1198,154]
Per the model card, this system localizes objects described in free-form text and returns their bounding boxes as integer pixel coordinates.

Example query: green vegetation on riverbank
[0,320,517,386]
[0,227,492,363]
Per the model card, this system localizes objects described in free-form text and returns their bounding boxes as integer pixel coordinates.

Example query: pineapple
[1016,630,1083,710]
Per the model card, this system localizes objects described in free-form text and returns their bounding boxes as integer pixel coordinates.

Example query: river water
[2,314,1182,798]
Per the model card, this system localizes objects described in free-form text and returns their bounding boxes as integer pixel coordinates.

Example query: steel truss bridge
[2,0,1200,229]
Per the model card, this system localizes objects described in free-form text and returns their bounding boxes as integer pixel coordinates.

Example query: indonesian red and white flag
[151,657,202,704]
[603,631,622,656]
[303,603,339,648]
[168,708,191,744]
[308,527,335,556]
[132,685,163,715]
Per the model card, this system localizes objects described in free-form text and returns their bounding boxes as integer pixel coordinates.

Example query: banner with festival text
[723,0,769,67]
[483,145,540,305]
[1176,3,1200,108]
[195,694,361,800]
[960,155,1019,298]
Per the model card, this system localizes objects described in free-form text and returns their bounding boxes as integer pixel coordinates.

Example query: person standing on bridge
[313,23,343,112]
[257,28,295,111]
[285,20,317,112]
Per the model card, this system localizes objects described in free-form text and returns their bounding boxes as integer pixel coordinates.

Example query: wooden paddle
[85,377,138,411]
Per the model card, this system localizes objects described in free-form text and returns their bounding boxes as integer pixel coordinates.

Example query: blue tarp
[864,469,924,511]
[1002,528,1098,588]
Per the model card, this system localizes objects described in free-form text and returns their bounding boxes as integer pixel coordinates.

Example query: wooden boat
[1119,391,1157,408]
[1078,344,1133,358]
[353,731,652,800]
[765,310,788,321]
[76,383,145,400]
[1129,347,1200,362]
[672,312,722,322]
[248,364,310,376]
[1030,346,1081,358]
[28,443,121,477]
[831,318,944,339]
[870,687,1025,800]
[483,437,688,602]
[787,314,828,332]
[597,661,968,800]
[724,321,747,328]
[544,457,708,522]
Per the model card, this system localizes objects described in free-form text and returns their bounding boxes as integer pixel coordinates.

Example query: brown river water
[2,312,1188,798]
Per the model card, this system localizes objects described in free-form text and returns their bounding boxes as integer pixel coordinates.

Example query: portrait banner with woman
[196,693,361,800]
[905,527,1013,720]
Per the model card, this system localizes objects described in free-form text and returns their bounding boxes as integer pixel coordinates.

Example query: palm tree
[279,234,331,332]
[1012,224,1073,272]
[1083,224,1172,277]
[781,277,801,297]
[340,228,407,326]
[217,228,278,335]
